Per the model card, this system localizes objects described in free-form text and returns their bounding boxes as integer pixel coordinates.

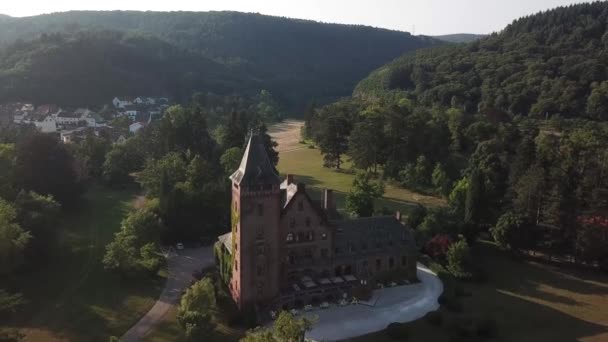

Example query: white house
[34,115,57,133]
[112,97,133,109]
[13,111,27,124]
[55,110,81,125]
[75,108,102,127]
[125,109,140,121]
[114,135,127,145]
[129,122,145,134]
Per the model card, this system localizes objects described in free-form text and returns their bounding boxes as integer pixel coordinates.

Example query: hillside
[433,33,485,43]
[0,31,249,107]
[355,2,608,120]
[0,11,440,110]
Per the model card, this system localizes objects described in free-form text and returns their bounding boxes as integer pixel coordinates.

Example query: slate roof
[333,216,416,258]
[230,133,281,187]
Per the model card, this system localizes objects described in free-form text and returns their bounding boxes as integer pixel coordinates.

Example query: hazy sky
[1,0,593,35]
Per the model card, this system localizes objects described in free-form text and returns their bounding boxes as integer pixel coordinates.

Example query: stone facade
[218,134,417,310]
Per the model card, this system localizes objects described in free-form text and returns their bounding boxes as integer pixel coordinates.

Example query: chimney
[395,211,402,222]
[324,189,335,210]
[286,174,295,185]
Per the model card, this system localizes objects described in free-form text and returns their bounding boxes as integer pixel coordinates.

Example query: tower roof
[230,133,281,187]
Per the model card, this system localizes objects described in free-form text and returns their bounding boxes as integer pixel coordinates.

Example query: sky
[0,0,594,35]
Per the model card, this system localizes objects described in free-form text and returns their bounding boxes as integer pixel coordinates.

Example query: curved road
[121,246,214,342]
[304,264,443,341]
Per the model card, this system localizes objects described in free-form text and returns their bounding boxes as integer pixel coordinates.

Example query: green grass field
[3,185,166,342]
[346,241,608,342]
[277,145,446,212]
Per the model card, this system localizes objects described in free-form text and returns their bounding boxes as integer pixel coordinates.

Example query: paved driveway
[304,264,443,341]
[121,246,214,342]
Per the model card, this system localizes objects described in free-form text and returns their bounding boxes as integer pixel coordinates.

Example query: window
[286,233,294,242]
[235,243,238,252]
[376,259,381,271]
[256,243,265,255]
[298,201,304,211]
[289,217,296,228]
[257,266,263,276]
[257,203,264,216]
[321,233,328,240]
[304,248,312,259]
[335,247,341,255]
[305,217,311,227]
[307,231,314,241]
[321,248,328,258]
[361,242,367,250]
[235,260,239,271]
[389,257,395,269]
[402,256,407,267]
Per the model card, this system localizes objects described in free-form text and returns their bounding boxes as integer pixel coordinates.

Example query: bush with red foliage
[425,234,453,259]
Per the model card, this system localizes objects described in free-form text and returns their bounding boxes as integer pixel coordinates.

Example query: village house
[32,114,57,133]
[217,134,417,311]
[112,97,134,109]
[129,122,145,134]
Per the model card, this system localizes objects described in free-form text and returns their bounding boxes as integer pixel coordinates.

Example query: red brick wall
[231,183,282,308]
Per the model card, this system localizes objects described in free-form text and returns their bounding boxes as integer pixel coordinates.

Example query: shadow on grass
[476,241,608,305]
[347,244,608,342]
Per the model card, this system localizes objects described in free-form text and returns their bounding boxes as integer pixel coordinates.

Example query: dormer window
[286,232,294,242]
[289,217,296,228]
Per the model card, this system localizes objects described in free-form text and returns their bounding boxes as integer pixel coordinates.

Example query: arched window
[286,232,294,242]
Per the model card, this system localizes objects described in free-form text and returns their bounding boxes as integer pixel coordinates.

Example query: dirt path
[121,246,214,342]
[268,119,304,152]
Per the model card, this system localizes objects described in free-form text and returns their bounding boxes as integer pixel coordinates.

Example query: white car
[176,243,184,250]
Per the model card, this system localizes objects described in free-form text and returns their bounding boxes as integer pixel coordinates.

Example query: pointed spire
[229,132,281,187]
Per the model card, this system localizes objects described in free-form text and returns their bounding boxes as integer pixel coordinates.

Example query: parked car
[176,242,184,250]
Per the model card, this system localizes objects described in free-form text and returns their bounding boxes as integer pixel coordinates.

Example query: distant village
[0,96,171,144]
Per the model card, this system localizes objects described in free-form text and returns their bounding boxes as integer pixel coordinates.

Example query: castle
[216,133,418,310]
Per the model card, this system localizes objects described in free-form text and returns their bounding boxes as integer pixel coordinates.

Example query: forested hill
[355,1,608,120]
[433,34,485,43]
[0,11,439,111]
[0,32,249,107]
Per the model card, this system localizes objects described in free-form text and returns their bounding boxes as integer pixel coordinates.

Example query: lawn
[2,185,166,342]
[345,241,608,342]
[277,146,446,213]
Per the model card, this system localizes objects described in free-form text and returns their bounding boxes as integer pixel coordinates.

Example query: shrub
[425,234,453,259]
[386,322,409,340]
[447,240,472,278]
[424,311,443,326]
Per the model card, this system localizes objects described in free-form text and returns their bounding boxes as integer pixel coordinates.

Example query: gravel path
[303,264,443,341]
[121,246,214,342]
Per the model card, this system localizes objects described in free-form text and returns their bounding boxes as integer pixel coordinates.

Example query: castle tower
[228,133,282,309]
